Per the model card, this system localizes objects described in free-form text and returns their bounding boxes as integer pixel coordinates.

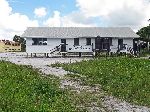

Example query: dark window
[61,39,66,44]
[38,38,43,45]
[86,38,91,45]
[32,38,47,45]
[32,38,38,45]
[43,38,47,45]
[5,42,11,45]
[103,43,109,49]
[74,38,79,45]
[102,38,109,43]
[102,38,112,49]
[118,39,123,45]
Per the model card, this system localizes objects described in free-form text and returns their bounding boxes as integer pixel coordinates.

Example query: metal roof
[22,27,139,38]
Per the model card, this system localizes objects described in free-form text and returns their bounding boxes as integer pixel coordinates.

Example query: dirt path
[1,52,150,112]
[59,74,150,112]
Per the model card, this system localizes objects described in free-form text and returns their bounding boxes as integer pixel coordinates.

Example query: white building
[21,27,139,57]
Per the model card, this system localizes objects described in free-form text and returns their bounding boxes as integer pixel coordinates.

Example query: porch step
[60,52,68,54]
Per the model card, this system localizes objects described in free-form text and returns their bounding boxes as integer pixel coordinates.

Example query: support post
[34,53,37,57]
[44,53,46,57]
[79,52,82,57]
[46,53,49,58]
[93,51,96,57]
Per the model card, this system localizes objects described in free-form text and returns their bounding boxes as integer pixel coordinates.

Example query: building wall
[110,38,118,53]
[26,38,61,53]
[4,45,21,52]
[66,38,94,53]
[124,38,133,47]
[26,37,133,54]
[0,42,5,52]
[110,38,133,53]
[0,41,21,52]
[26,37,94,53]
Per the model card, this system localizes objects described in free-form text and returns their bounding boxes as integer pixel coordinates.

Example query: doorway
[61,39,66,52]
[95,37,111,52]
[118,39,123,50]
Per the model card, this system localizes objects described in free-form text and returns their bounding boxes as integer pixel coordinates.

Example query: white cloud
[1,0,149,40]
[44,11,61,27]
[34,7,47,18]
[44,11,96,27]
[62,11,96,27]
[44,0,150,30]
[0,0,38,40]
[76,0,150,30]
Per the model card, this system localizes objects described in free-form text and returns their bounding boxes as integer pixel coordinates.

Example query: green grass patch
[0,61,76,112]
[54,58,150,107]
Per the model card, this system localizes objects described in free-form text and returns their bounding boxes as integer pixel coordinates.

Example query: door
[133,38,139,54]
[102,38,110,51]
[95,37,102,52]
[95,37,111,52]
[118,39,123,50]
[61,39,66,52]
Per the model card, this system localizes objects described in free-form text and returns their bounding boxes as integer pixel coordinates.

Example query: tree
[137,25,150,51]
[137,25,150,41]
[13,35,26,52]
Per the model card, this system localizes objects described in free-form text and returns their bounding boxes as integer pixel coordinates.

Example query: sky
[0,0,150,40]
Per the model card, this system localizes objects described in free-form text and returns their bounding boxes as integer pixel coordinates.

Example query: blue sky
[0,0,150,39]
[8,0,77,20]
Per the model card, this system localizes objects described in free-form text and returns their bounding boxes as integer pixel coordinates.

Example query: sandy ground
[0,52,150,112]
[0,52,89,78]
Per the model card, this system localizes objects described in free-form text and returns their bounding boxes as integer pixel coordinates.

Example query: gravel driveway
[0,52,150,112]
[0,52,89,78]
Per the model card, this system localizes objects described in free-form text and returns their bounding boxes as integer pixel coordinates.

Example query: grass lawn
[0,61,76,112]
[52,58,150,107]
